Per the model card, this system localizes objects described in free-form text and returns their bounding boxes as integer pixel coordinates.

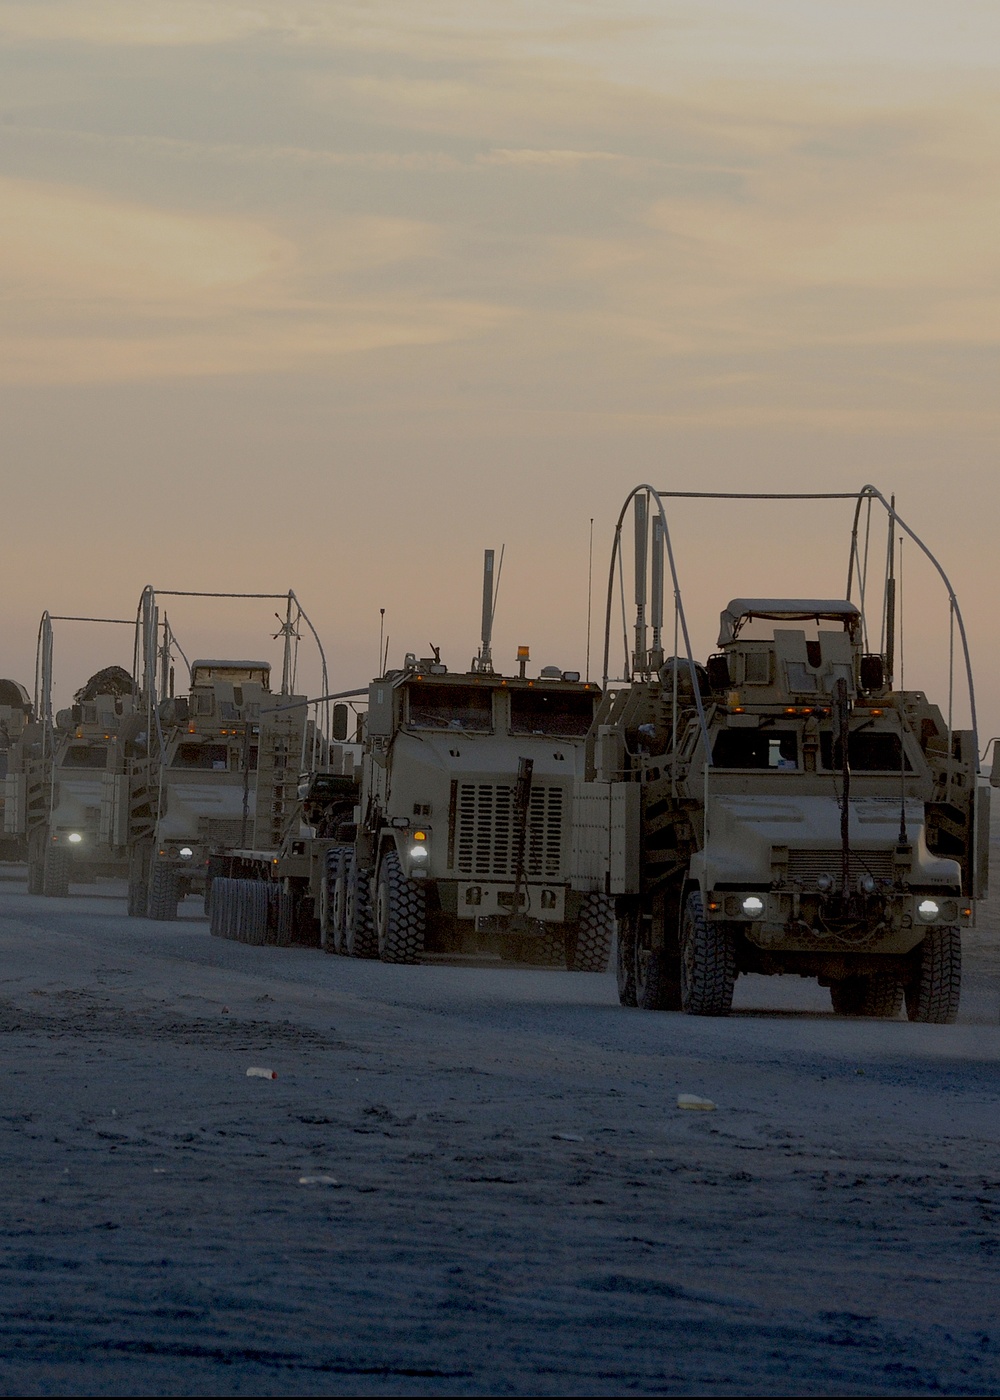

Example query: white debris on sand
[0,839,998,1395]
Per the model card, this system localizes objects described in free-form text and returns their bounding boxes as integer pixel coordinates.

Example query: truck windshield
[407,684,493,732]
[62,744,108,769]
[820,731,911,772]
[171,743,229,770]
[510,689,595,737]
[713,729,798,769]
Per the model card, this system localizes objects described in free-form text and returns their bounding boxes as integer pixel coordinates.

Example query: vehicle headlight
[67,832,83,844]
[179,846,194,860]
[409,845,429,861]
[816,873,834,893]
[858,873,877,895]
[917,899,940,922]
[742,896,764,917]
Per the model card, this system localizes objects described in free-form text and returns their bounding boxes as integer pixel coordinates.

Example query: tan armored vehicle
[0,680,33,863]
[210,551,615,969]
[574,486,987,1021]
[3,608,138,894]
[123,587,327,920]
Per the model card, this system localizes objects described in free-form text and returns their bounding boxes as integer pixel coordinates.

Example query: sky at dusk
[1,2,998,744]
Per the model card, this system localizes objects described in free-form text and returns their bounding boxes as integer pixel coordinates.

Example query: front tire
[376,850,424,964]
[147,861,179,921]
[42,846,70,898]
[905,927,961,1024]
[344,853,377,959]
[569,893,615,972]
[680,890,736,1016]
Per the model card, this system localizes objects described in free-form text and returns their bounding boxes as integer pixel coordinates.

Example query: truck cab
[356,653,612,966]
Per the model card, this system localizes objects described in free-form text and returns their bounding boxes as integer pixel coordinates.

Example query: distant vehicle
[0,679,33,863]
[574,485,987,1022]
[122,588,328,921]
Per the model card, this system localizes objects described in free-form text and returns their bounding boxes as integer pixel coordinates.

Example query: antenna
[474,549,496,673]
[378,608,385,678]
[884,494,896,686]
[633,493,648,673]
[586,517,594,683]
[650,515,664,670]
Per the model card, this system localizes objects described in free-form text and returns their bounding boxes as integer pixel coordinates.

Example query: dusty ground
[0,847,998,1397]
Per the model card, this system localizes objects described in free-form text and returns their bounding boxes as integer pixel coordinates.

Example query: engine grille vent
[455,783,564,878]
[785,848,895,886]
[197,817,244,846]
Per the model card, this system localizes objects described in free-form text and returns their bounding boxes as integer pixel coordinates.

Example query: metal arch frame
[602,485,979,776]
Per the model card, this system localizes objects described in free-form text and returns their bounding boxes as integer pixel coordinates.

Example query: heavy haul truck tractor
[210,551,616,971]
[573,485,988,1021]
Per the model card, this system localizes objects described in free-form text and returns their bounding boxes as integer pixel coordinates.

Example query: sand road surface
[0,870,998,1396]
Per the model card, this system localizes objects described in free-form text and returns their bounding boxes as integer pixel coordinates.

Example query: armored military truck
[574,485,987,1022]
[0,680,32,863]
[209,552,615,970]
[121,585,331,921]
[124,659,315,920]
[342,650,611,968]
[5,663,137,896]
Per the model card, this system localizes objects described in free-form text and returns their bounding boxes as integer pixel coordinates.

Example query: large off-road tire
[830,970,904,1018]
[376,850,425,964]
[209,877,234,937]
[27,834,45,896]
[319,849,342,953]
[270,885,294,948]
[905,927,961,1024]
[615,910,638,1007]
[344,853,377,959]
[533,928,567,967]
[680,890,736,1016]
[569,892,615,972]
[331,851,350,955]
[42,845,70,898]
[147,861,180,921]
[631,907,682,1011]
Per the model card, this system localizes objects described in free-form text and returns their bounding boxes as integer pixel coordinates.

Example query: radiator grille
[198,817,245,846]
[455,783,564,877]
[785,848,895,885]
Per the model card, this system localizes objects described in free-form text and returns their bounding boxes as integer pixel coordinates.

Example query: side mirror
[706,654,730,691]
[859,654,886,691]
[332,703,349,742]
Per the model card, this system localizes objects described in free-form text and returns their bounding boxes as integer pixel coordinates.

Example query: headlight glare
[179,846,194,860]
[67,832,83,844]
[917,899,940,922]
[742,896,765,917]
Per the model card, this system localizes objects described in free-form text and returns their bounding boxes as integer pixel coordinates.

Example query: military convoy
[572,485,987,1022]
[3,492,989,1019]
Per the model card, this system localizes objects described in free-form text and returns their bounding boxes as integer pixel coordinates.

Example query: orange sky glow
[1,2,998,746]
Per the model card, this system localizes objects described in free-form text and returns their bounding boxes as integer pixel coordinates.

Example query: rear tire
[905,927,961,1024]
[376,850,424,964]
[42,846,69,898]
[680,890,736,1016]
[319,850,341,953]
[616,909,638,1007]
[147,862,179,921]
[634,908,682,1011]
[26,835,45,896]
[569,893,615,972]
[830,970,904,1018]
[209,876,234,937]
[270,885,294,948]
[344,853,377,959]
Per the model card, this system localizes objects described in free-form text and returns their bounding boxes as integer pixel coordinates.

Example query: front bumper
[707,887,970,953]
